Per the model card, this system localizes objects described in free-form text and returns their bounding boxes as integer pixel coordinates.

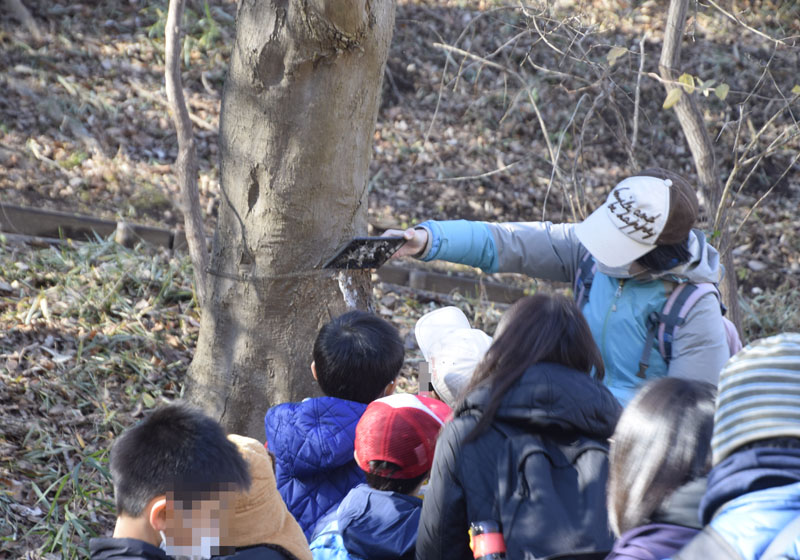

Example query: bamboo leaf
[662,88,683,110]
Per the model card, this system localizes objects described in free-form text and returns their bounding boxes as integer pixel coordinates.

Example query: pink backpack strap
[657,283,719,362]
[723,317,743,355]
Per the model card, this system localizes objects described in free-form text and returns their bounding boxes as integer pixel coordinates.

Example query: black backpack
[483,421,614,560]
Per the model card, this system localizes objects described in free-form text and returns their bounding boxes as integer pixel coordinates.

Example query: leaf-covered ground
[1,0,800,557]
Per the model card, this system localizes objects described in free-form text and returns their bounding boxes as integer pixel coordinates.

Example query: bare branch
[572,83,611,221]
[130,80,219,133]
[659,0,741,332]
[165,0,208,305]
[543,93,587,222]
[714,105,745,233]
[411,156,532,184]
[433,41,561,185]
[630,33,646,168]
[704,0,797,46]
[734,150,800,239]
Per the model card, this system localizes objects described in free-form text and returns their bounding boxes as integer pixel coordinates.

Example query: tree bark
[165,0,209,306]
[658,0,742,335]
[187,0,394,438]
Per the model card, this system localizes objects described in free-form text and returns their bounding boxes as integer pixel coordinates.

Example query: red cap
[355,394,451,479]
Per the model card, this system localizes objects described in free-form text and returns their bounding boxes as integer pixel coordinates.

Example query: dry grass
[0,234,197,558]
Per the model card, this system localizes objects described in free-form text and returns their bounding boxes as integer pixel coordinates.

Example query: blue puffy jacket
[265,397,367,538]
[669,448,800,559]
[706,482,800,559]
[309,484,421,560]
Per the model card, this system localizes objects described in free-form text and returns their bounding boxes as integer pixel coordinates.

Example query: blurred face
[163,489,235,559]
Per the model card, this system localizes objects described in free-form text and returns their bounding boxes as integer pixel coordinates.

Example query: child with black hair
[89,404,251,560]
[309,393,451,560]
[264,310,404,539]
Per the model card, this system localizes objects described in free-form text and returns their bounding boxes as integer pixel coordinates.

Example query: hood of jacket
[315,484,421,559]
[265,397,367,477]
[459,362,621,439]
[607,523,699,560]
[663,230,722,283]
[89,538,169,560]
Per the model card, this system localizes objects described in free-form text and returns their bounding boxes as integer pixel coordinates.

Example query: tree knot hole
[248,167,260,213]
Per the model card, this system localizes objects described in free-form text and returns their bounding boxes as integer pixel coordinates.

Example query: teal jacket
[416,220,728,405]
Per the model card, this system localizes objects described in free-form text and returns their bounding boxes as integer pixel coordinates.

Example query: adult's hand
[383,227,428,258]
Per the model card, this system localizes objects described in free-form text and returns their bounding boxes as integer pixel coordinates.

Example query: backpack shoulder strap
[672,525,741,560]
[657,282,720,364]
[760,515,800,560]
[574,253,597,309]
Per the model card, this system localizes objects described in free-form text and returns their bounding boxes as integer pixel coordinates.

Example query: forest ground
[1,0,799,557]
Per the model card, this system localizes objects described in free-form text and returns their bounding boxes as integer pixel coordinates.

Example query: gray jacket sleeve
[667,293,729,384]
[485,221,586,282]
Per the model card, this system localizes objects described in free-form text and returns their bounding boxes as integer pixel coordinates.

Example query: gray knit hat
[711,332,800,465]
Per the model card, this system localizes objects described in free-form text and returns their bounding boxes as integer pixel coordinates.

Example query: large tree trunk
[187,0,394,438]
[658,0,742,335]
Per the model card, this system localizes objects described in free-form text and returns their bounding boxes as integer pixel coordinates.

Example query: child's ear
[310,361,318,381]
[148,496,167,533]
[383,379,396,397]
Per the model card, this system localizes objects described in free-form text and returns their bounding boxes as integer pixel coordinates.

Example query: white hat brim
[574,204,656,268]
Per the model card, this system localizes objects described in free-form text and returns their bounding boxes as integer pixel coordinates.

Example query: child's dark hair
[364,461,428,495]
[110,404,251,516]
[313,310,404,404]
[607,378,716,536]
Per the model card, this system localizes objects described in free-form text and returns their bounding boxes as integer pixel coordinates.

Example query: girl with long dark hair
[605,378,716,560]
[416,294,622,560]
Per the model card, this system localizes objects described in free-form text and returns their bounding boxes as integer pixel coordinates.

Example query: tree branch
[165,0,208,305]
[704,0,796,46]
[658,0,742,334]
[630,33,646,169]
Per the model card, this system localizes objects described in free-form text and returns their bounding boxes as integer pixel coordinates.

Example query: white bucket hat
[415,307,492,407]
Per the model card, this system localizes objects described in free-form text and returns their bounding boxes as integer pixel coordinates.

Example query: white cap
[415,307,492,407]
[574,176,672,267]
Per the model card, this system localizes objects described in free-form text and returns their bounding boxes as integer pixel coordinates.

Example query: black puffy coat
[416,362,622,560]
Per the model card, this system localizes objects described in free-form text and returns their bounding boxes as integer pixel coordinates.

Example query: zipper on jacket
[601,279,626,359]
[611,280,625,312]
